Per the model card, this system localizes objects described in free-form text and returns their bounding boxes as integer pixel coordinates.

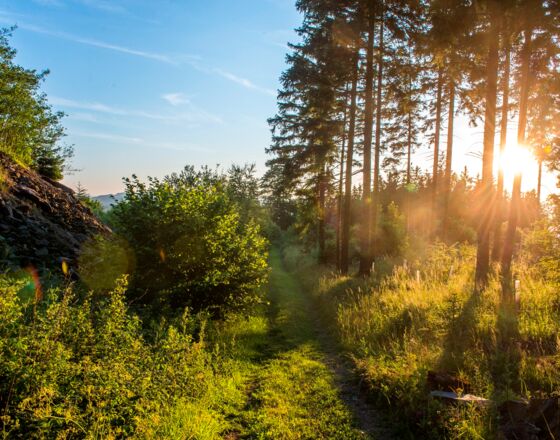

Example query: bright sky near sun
[0,0,554,198]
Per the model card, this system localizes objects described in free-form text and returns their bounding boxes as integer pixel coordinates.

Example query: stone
[0,151,111,271]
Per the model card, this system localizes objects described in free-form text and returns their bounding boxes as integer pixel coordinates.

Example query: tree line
[265,0,560,293]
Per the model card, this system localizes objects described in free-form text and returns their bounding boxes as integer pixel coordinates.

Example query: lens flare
[498,142,534,176]
[26,266,42,303]
[61,259,70,276]
[78,236,134,291]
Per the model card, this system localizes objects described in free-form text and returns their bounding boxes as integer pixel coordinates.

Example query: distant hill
[92,193,125,210]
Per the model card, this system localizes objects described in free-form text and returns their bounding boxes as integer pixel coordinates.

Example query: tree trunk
[358,17,376,276]
[406,109,412,233]
[371,15,384,263]
[501,28,532,295]
[341,48,360,275]
[318,163,327,264]
[407,111,412,186]
[537,157,542,205]
[492,40,511,261]
[336,98,348,271]
[474,8,500,292]
[442,80,455,241]
[431,66,444,237]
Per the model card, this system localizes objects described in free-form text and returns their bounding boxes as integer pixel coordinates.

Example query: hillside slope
[0,152,110,269]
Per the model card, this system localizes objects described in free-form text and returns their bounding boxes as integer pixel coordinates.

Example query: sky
[0,0,300,195]
[0,0,555,197]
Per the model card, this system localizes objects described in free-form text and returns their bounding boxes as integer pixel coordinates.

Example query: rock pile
[0,151,110,270]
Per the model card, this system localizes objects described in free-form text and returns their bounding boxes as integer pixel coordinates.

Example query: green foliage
[377,201,409,258]
[0,247,372,439]
[0,275,231,438]
[520,216,560,283]
[111,166,269,315]
[0,27,72,180]
[75,182,104,216]
[293,242,560,438]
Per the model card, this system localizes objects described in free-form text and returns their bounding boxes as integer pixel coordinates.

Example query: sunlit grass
[288,241,560,438]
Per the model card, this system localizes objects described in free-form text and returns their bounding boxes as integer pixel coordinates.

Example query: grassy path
[222,249,376,439]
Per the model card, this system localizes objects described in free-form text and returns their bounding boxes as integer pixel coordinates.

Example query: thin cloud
[0,14,275,96]
[51,96,223,125]
[73,131,212,152]
[263,29,295,50]
[213,68,276,96]
[73,131,143,144]
[0,19,176,64]
[77,0,126,14]
[68,112,99,123]
[162,93,190,106]
[31,0,64,6]
[31,0,127,14]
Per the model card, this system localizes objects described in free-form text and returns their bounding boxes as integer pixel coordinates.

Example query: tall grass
[288,242,560,438]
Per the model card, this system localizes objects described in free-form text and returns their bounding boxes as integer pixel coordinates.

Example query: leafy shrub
[0,274,249,438]
[111,167,268,315]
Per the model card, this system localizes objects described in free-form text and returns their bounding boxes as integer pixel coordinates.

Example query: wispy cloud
[77,0,126,14]
[73,131,213,152]
[31,0,64,6]
[73,131,143,144]
[67,112,99,123]
[262,29,294,50]
[162,93,190,106]
[11,22,175,63]
[31,0,127,14]
[51,96,223,125]
[0,13,275,96]
[213,69,276,96]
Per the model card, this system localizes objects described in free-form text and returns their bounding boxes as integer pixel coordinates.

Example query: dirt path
[228,249,391,439]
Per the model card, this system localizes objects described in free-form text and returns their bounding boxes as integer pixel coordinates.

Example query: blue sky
[0,0,553,197]
[0,0,301,195]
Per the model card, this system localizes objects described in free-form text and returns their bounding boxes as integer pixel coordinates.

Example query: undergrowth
[0,248,365,439]
[0,273,252,439]
[283,241,560,439]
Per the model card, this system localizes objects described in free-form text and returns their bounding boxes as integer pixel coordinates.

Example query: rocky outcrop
[0,152,110,270]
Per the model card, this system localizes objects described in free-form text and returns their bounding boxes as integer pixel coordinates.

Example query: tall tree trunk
[475,9,500,292]
[442,80,455,241]
[341,49,360,275]
[371,15,384,263]
[492,40,511,261]
[537,156,542,205]
[318,163,327,264]
[501,28,532,295]
[431,66,444,237]
[358,17,376,276]
[407,111,412,186]
[406,109,412,233]
[336,99,348,271]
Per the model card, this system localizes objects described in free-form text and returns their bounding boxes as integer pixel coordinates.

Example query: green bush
[0,274,230,438]
[111,167,269,315]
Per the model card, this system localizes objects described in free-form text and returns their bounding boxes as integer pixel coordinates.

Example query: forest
[0,0,560,438]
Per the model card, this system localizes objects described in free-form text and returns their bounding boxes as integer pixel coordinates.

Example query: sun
[498,141,534,177]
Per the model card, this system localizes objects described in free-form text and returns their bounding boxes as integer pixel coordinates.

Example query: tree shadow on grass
[436,289,486,374]
[432,280,522,438]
